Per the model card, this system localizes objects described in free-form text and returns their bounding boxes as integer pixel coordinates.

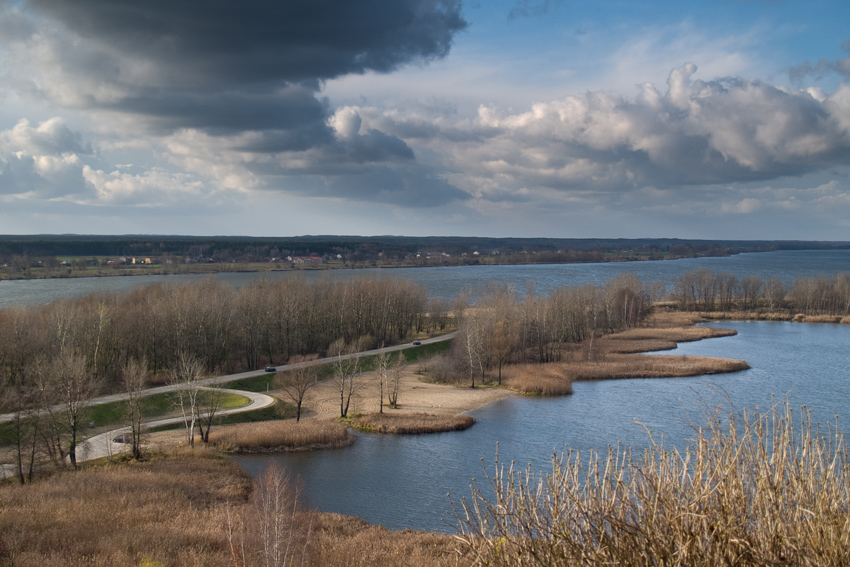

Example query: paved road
[0,334,454,477]
[0,334,454,424]
[74,387,277,463]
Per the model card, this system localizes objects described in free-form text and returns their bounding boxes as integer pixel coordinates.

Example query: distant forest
[1,234,848,270]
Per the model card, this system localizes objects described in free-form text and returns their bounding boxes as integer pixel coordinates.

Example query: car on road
[412,340,422,345]
[265,366,276,372]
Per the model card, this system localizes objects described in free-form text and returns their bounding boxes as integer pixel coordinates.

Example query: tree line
[671,269,850,315]
[445,274,655,387]
[0,275,429,480]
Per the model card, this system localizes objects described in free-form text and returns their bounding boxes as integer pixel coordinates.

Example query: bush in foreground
[456,404,850,566]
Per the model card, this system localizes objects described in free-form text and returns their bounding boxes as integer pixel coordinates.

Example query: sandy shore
[294,366,514,421]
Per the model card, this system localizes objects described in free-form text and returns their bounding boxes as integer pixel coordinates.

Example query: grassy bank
[0,452,466,567]
[352,412,475,434]
[209,419,353,452]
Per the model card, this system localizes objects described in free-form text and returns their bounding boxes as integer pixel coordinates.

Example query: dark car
[265,366,276,372]
[412,340,422,345]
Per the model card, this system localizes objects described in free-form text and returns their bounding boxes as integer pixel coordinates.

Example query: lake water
[1,248,849,308]
[231,320,850,532]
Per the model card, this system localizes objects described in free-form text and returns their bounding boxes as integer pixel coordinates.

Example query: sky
[0,0,849,240]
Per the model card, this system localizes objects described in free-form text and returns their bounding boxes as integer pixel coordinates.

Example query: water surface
[231,321,850,532]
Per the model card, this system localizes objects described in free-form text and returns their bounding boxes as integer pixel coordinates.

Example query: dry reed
[502,365,574,396]
[209,419,354,452]
[352,412,475,434]
[456,404,850,566]
[567,354,749,381]
[0,456,252,567]
[309,513,471,567]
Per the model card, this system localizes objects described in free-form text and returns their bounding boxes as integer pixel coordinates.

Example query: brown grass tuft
[799,314,844,323]
[209,419,354,452]
[352,412,475,434]
[503,365,574,396]
[310,513,471,567]
[564,353,749,381]
[0,456,252,567]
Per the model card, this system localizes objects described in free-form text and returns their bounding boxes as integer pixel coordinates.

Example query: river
[1,248,849,308]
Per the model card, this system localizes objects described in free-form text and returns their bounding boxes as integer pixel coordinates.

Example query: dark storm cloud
[26,0,467,87]
[112,85,330,135]
[15,0,466,138]
[278,165,470,208]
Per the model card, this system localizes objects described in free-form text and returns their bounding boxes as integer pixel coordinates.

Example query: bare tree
[374,347,390,413]
[2,378,41,484]
[388,351,405,409]
[36,353,99,469]
[196,387,226,444]
[121,358,148,460]
[169,352,204,448]
[329,338,361,418]
[276,358,318,422]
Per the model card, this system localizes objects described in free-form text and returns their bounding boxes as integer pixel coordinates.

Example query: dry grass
[797,314,845,323]
[567,353,749,381]
[352,412,475,434]
[502,365,574,396]
[646,311,705,327]
[0,455,252,567]
[0,452,469,567]
[209,419,354,452]
[599,326,738,354]
[309,513,471,567]
[457,404,850,566]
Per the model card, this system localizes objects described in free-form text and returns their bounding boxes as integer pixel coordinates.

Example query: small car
[412,340,422,345]
[264,366,277,372]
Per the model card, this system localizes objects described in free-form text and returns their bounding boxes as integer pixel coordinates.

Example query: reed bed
[456,404,850,567]
[352,412,475,434]
[567,354,749,381]
[209,419,354,452]
[0,456,251,567]
[502,365,574,396]
[605,326,737,343]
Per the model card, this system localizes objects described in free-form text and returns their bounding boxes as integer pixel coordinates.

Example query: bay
[231,320,850,532]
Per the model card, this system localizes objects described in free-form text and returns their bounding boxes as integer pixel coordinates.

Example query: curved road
[0,334,454,477]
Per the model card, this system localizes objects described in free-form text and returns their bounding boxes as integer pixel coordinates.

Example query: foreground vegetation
[0,453,466,567]
[4,402,848,567]
[457,404,850,566]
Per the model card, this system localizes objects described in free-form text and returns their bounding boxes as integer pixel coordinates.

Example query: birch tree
[170,352,204,448]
